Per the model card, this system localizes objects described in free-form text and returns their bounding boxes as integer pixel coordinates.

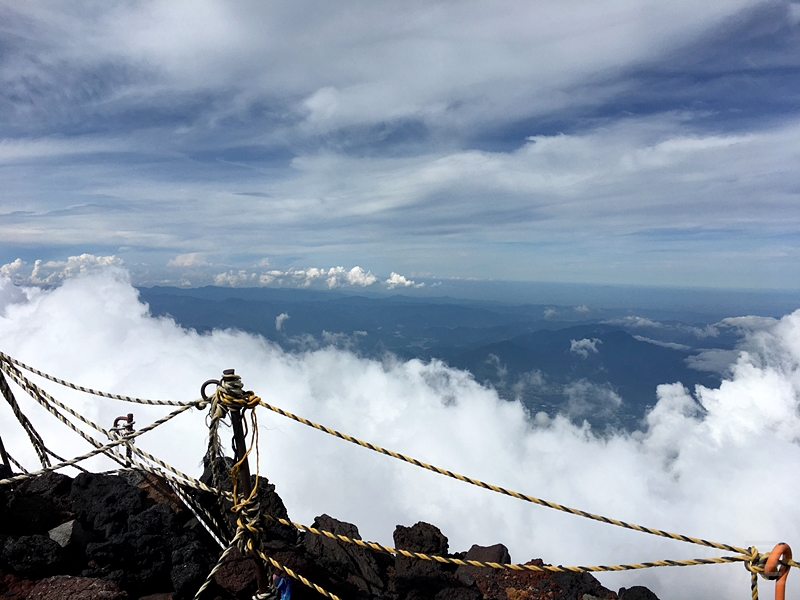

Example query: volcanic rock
[69,473,146,535]
[26,575,128,599]
[304,513,385,596]
[0,465,662,600]
[2,535,66,578]
[455,543,512,585]
[48,519,92,549]
[618,586,660,600]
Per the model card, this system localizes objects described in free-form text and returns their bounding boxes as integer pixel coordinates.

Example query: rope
[257,400,754,556]
[193,537,241,600]
[257,550,342,600]
[0,368,50,467]
[0,360,215,492]
[199,373,342,600]
[0,352,793,598]
[258,512,759,573]
[0,351,196,406]
[4,449,29,473]
[1,363,128,466]
[0,401,194,485]
[167,479,230,550]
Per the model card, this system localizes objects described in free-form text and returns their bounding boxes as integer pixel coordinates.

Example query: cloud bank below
[0,270,799,599]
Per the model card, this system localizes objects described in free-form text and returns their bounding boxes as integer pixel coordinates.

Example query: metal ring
[201,379,220,401]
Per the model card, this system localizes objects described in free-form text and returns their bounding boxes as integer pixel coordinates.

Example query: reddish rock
[213,547,257,594]
[26,575,128,599]
[137,474,184,515]
[469,559,617,600]
[0,569,37,600]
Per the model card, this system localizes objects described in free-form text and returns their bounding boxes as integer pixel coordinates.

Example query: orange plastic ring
[764,543,792,600]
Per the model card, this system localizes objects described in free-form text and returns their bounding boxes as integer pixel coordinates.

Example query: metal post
[224,369,269,595]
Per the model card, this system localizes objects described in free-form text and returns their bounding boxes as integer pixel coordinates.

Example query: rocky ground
[0,464,660,600]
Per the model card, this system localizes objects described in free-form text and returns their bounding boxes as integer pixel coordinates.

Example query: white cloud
[275,312,290,332]
[602,316,664,328]
[345,266,378,287]
[543,308,559,319]
[167,253,208,267]
[574,305,591,313]
[562,379,622,422]
[213,270,274,287]
[570,338,602,358]
[0,277,30,314]
[385,272,424,289]
[0,255,124,286]
[677,324,720,339]
[2,267,800,599]
[633,335,691,351]
[211,266,379,289]
[685,349,740,375]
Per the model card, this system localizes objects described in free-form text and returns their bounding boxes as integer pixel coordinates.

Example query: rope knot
[745,546,767,575]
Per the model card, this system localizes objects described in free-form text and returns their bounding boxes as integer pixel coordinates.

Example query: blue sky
[1,1,800,291]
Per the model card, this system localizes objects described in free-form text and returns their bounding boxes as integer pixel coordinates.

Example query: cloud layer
[1,2,799,288]
[1,271,799,599]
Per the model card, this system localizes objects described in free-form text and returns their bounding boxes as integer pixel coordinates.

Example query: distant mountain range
[138,286,743,432]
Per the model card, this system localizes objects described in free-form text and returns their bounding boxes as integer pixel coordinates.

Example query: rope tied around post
[200,370,272,599]
[743,543,793,600]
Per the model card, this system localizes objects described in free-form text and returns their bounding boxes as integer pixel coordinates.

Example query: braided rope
[2,364,126,462]
[256,550,342,600]
[0,352,794,594]
[193,536,241,600]
[199,376,342,600]
[258,512,756,573]
[258,400,755,556]
[123,449,220,496]
[0,402,193,485]
[0,351,196,406]
[0,368,50,467]
[747,546,761,600]
[1,361,113,437]
[4,450,29,473]
[0,360,215,493]
[167,479,230,550]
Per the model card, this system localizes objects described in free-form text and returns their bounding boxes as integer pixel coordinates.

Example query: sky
[2,1,800,291]
[2,270,800,600]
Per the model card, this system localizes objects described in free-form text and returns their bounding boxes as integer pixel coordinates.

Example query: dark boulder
[393,522,452,598]
[69,473,146,535]
[304,513,385,596]
[170,539,218,599]
[619,585,660,599]
[2,535,66,578]
[48,519,93,550]
[551,570,617,600]
[455,543,511,585]
[253,477,297,546]
[1,473,74,535]
[434,587,482,600]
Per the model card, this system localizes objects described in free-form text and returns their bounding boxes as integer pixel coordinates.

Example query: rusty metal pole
[224,369,270,595]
